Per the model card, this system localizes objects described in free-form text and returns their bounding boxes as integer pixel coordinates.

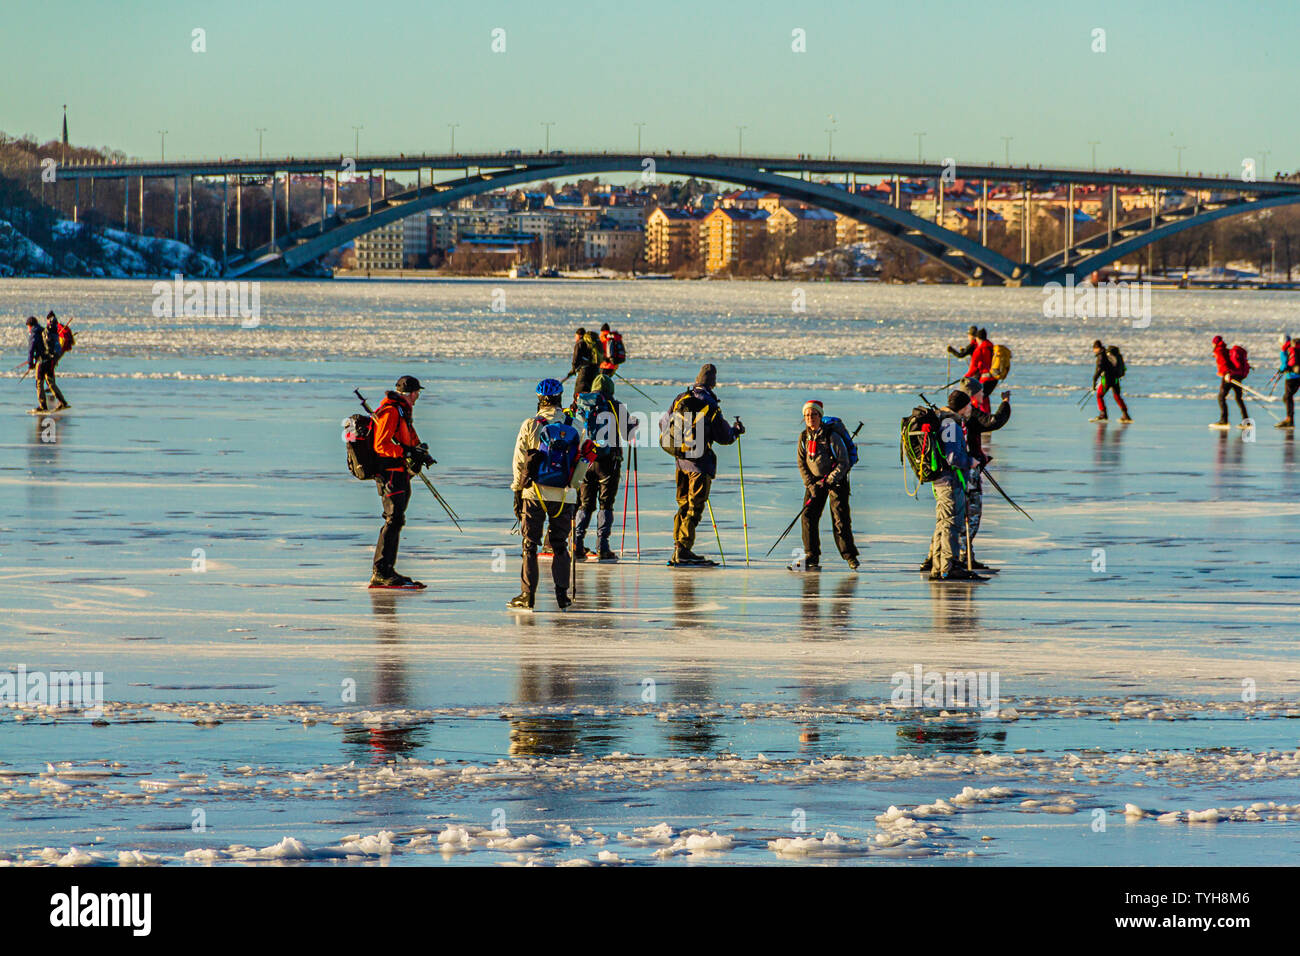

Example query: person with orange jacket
[369,375,433,588]
[598,322,623,374]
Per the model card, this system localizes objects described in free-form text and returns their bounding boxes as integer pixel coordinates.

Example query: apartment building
[703,206,769,272]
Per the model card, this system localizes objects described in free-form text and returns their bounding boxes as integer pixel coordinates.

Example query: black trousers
[372,470,410,574]
[575,453,622,550]
[1217,380,1248,421]
[521,497,574,595]
[1285,378,1299,420]
[801,480,858,564]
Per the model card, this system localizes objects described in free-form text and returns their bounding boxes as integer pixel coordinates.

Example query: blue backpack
[531,417,581,487]
[822,416,859,467]
[573,391,617,449]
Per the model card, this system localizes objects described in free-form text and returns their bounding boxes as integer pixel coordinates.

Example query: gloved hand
[404,443,435,474]
[947,345,959,357]
[513,489,524,522]
[733,418,746,437]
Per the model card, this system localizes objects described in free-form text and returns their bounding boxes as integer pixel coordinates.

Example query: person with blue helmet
[1275,333,1299,429]
[509,377,592,610]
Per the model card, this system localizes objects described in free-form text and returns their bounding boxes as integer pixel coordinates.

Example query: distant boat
[508,263,536,279]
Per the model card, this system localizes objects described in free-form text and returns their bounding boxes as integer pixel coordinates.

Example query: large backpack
[1229,344,1250,380]
[659,391,709,460]
[343,413,385,480]
[56,321,75,353]
[42,324,62,361]
[821,415,859,468]
[583,331,602,366]
[574,391,617,449]
[990,344,1012,380]
[900,405,950,484]
[605,331,627,365]
[1105,345,1126,379]
[1288,340,1300,372]
[529,417,581,487]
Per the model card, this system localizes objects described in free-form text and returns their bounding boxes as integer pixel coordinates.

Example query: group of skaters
[350,318,1300,605]
[21,311,74,413]
[1207,333,1300,430]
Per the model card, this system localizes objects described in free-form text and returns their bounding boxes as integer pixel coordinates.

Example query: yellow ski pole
[706,500,725,567]
[737,435,749,565]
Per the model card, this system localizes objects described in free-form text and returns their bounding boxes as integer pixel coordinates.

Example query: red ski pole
[633,443,640,557]
[620,453,630,556]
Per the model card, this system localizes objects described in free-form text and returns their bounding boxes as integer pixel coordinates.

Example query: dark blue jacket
[27,326,46,367]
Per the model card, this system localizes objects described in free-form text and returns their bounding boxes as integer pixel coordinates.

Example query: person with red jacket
[369,375,433,588]
[948,326,996,407]
[1211,335,1249,428]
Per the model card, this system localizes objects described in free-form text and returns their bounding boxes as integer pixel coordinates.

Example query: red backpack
[1288,341,1300,372]
[1228,344,1250,380]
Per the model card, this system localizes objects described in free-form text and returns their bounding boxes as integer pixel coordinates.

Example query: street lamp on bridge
[256,128,267,160]
[352,125,364,158]
[634,122,646,154]
[1089,140,1100,171]
[914,131,925,162]
[736,125,747,157]
[448,123,459,154]
[541,122,555,152]
[1001,136,1013,166]
[825,127,835,160]
[157,130,167,163]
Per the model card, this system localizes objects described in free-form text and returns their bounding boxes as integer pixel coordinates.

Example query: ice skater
[509,378,592,610]
[1211,335,1250,429]
[1090,340,1131,423]
[368,375,434,589]
[792,399,859,572]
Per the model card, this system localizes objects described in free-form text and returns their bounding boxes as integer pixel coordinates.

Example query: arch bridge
[57,152,1300,284]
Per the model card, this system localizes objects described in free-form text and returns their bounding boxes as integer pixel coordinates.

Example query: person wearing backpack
[1090,340,1132,423]
[569,365,632,561]
[598,322,626,374]
[368,376,433,588]
[794,400,859,572]
[954,378,1010,572]
[1275,334,1299,429]
[663,364,745,566]
[26,314,70,412]
[510,378,593,610]
[568,327,602,381]
[1211,335,1250,429]
[925,390,985,582]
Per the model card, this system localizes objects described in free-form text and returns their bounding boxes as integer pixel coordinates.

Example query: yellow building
[644,207,703,270]
[767,205,838,255]
[704,206,769,272]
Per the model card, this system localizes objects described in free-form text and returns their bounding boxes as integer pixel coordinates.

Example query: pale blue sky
[2,0,1295,176]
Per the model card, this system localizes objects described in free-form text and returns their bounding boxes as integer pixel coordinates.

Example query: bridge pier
[319,171,326,234]
[1064,182,1074,267]
[980,179,988,247]
[270,173,277,249]
[236,176,242,250]
[284,171,291,233]
[173,176,179,240]
[222,176,228,274]
[138,176,144,235]
[122,176,129,231]
[73,180,79,224]
[188,175,194,248]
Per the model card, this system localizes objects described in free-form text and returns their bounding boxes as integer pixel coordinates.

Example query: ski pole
[611,369,655,404]
[706,499,725,566]
[1077,387,1096,408]
[737,432,749,565]
[1228,378,1284,422]
[632,442,640,558]
[766,498,810,557]
[980,466,1033,521]
[619,453,630,556]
